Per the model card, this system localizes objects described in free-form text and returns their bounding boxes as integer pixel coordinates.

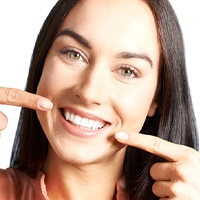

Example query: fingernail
[38,99,53,110]
[115,132,129,141]
[120,179,126,189]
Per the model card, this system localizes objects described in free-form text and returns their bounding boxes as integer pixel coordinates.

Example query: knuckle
[172,148,199,182]
[25,92,39,109]
[6,88,17,104]
[149,137,162,153]
[28,95,34,107]
[173,163,187,180]
[152,181,166,197]
[152,181,159,194]
[151,182,157,195]
[169,182,182,197]
[150,163,158,178]
[183,148,199,161]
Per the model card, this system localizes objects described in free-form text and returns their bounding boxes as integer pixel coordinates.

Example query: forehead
[62,0,156,31]
[58,0,160,65]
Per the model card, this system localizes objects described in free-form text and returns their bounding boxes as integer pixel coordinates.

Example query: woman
[0,0,200,199]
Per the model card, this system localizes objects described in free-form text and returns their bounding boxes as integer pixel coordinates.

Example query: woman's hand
[115,131,200,199]
[0,87,53,131]
[116,176,129,200]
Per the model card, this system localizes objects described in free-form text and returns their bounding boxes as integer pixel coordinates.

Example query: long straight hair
[125,1,198,199]
[10,0,198,199]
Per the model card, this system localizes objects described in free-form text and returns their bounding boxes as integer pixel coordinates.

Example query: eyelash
[60,47,140,80]
[115,65,140,80]
[60,47,88,63]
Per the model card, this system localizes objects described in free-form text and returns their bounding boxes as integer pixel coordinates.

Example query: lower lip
[60,112,108,138]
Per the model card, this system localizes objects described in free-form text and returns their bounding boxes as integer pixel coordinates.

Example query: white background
[0,1,199,169]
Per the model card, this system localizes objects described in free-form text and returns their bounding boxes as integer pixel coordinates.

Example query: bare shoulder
[0,168,10,185]
[0,167,31,186]
[0,168,33,199]
[0,167,46,200]
[0,168,14,198]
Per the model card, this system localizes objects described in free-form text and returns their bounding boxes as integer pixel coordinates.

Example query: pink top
[0,168,125,199]
[0,168,49,200]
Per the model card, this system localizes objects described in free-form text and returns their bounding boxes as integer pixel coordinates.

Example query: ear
[147,102,157,117]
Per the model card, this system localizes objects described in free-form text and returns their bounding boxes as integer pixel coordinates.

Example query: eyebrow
[56,28,153,67]
[56,28,92,49]
[117,52,153,68]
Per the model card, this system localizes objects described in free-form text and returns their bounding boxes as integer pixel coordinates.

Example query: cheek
[36,61,64,99]
[117,85,157,132]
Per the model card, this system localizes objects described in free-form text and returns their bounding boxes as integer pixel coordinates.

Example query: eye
[60,47,87,63]
[117,65,140,79]
[68,51,81,60]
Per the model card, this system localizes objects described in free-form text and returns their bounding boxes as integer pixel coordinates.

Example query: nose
[73,66,108,105]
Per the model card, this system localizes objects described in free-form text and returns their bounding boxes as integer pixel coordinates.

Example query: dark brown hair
[10,0,198,199]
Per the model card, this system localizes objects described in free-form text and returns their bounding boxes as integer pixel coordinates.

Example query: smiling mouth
[62,110,107,131]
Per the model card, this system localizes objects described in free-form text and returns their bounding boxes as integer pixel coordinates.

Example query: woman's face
[37,0,161,165]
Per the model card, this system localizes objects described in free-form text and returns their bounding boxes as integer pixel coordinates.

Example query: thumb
[0,111,8,131]
[116,177,129,200]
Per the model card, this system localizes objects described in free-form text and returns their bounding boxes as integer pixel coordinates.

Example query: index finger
[115,131,189,162]
[0,87,53,111]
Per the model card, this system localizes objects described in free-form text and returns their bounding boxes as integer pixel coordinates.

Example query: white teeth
[69,113,75,122]
[65,111,70,120]
[80,118,89,127]
[88,120,94,128]
[74,115,81,125]
[64,111,105,130]
[93,121,100,130]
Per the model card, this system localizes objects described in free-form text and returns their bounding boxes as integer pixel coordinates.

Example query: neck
[43,147,126,200]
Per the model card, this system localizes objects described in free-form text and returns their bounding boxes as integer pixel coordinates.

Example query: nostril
[71,69,108,105]
[74,88,102,106]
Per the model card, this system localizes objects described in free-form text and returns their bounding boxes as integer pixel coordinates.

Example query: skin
[36,0,159,199]
[115,132,200,199]
[0,0,200,200]
[0,87,52,130]
[1,88,200,200]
